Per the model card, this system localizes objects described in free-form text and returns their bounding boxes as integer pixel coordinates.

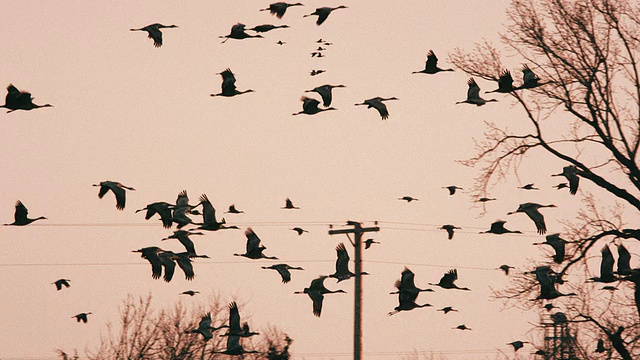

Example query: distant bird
[192,194,238,231]
[329,243,364,282]
[508,202,557,235]
[430,269,470,290]
[388,288,432,316]
[310,69,326,76]
[276,40,286,45]
[616,244,632,275]
[398,196,418,202]
[4,200,46,226]
[485,69,515,93]
[282,198,300,209]
[295,275,346,317]
[260,2,304,18]
[72,312,92,323]
[437,306,458,314]
[292,96,336,115]
[588,245,617,283]
[355,97,399,120]
[224,302,260,337]
[519,183,539,190]
[477,197,497,202]
[595,339,608,353]
[543,303,556,311]
[304,6,347,25]
[262,264,304,283]
[188,312,227,341]
[412,50,454,74]
[93,181,135,210]
[291,227,308,235]
[136,202,173,228]
[235,227,279,260]
[440,225,461,240]
[211,68,254,97]
[1,84,52,112]
[508,341,528,351]
[533,233,568,264]
[219,23,263,43]
[480,220,522,234]
[180,290,199,296]
[456,78,497,106]
[225,204,244,214]
[130,23,178,47]
[53,279,71,291]
[132,246,166,280]
[553,182,569,190]
[498,265,515,275]
[248,24,290,33]
[311,51,325,57]
[552,165,579,195]
[305,84,345,107]
[601,285,618,291]
[443,185,463,195]
[162,230,205,255]
[389,267,433,295]
[316,46,326,51]
[514,64,547,90]
[364,238,380,249]
[453,324,472,330]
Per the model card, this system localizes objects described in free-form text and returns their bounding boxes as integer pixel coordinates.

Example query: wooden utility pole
[328,221,380,360]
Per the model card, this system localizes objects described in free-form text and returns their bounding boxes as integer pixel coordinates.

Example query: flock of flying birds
[3,1,622,357]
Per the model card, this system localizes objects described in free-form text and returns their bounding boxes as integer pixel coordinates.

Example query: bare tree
[449,0,640,358]
[77,293,290,360]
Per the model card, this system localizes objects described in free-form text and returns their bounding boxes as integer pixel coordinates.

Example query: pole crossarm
[328,226,380,235]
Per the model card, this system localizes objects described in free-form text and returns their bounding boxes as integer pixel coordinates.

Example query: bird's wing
[316,86,332,107]
[146,253,163,280]
[228,302,242,332]
[617,244,632,274]
[335,243,350,274]
[160,254,176,282]
[302,97,321,113]
[498,69,513,90]
[400,268,416,289]
[600,245,615,279]
[245,228,261,253]
[199,194,216,225]
[175,190,189,207]
[147,27,163,47]
[111,185,127,210]
[276,266,292,283]
[371,99,389,120]
[175,255,194,280]
[14,201,28,222]
[97,184,109,199]
[526,209,547,235]
[309,291,324,317]
[425,50,437,72]
[316,9,330,25]
[178,236,196,255]
[467,78,480,99]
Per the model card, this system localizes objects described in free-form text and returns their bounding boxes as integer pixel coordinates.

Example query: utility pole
[328,221,380,360]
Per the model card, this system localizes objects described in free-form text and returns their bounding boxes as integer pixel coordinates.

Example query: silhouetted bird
[364,238,380,249]
[508,202,557,235]
[305,84,345,107]
[192,194,239,231]
[162,230,204,255]
[456,78,497,106]
[398,196,418,202]
[514,64,548,90]
[4,200,46,226]
[225,204,244,214]
[130,23,178,47]
[552,165,579,195]
[553,182,569,190]
[437,306,458,314]
[172,190,200,229]
[180,290,199,296]
[211,68,254,97]
[595,339,608,353]
[588,245,617,283]
[188,312,227,341]
[532,265,576,300]
[291,227,308,235]
[159,251,202,282]
[519,183,539,190]
[480,220,522,234]
[330,243,368,282]
[282,198,300,209]
[486,69,515,93]
[508,341,528,351]
[498,265,515,275]
[389,267,433,296]
[355,97,399,120]
[248,24,290,33]
[136,202,173,228]
[304,6,347,25]
[533,233,568,264]
[310,69,326,76]
[53,279,71,291]
[276,40,286,45]
[454,324,471,330]
[477,197,497,202]
[262,264,304,283]
[235,227,278,260]
[224,302,260,337]
[440,225,461,240]
[72,312,92,323]
[430,269,470,290]
[412,50,454,74]
[93,181,135,210]
[443,185,463,195]
[311,51,325,57]
[219,23,263,43]
[132,246,166,280]
[1,84,52,112]
[260,2,304,18]
[292,96,336,115]
[295,275,346,317]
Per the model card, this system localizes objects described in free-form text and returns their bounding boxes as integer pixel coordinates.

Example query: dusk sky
[0,1,605,359]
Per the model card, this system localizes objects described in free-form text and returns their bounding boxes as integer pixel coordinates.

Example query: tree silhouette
[450,0,640,358]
